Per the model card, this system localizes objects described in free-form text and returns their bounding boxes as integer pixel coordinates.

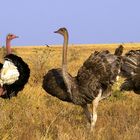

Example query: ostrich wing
[121,55,140,94]
[134,61,140,89]
[42,68,72,102]
[121,50,140,78]
[77,50,121,97]
[0,60,20,85]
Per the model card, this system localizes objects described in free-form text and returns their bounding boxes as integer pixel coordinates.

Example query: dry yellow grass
[0,44,140,140]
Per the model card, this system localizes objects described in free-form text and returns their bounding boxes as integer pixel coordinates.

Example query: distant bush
[108,89,126,102]
[29,48,52,85]
[69,48,80,62]
[0,46,17,58]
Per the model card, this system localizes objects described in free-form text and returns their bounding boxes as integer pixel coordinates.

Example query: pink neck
[6,39,11,54]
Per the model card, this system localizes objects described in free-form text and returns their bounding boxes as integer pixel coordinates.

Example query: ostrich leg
[90,89,102,129]
[82,104,91,123]
[100,86,112,101]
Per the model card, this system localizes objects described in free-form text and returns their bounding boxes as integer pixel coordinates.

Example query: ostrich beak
[54,30,58,33]
[15,36,19,38]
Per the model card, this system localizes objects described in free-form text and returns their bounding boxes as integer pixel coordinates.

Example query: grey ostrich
[0,34,30,99]
[120,48,140,94]
[42,27,123,128]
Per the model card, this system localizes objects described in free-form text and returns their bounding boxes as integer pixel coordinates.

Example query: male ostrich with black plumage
[120,48,140,94]
[42,27,123,129]
[0,34,30,99]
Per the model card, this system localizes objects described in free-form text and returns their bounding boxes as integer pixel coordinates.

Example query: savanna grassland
[0,44,140,140]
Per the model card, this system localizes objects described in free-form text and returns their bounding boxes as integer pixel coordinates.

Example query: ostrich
[120,49,140,78]
[45,44,50,48]
[0,33,30,99]
[114,45,124,56]
[120,48,140,94]
[42,27,123,128]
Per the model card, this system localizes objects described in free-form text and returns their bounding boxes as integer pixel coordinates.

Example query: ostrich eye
[9,34,13,37]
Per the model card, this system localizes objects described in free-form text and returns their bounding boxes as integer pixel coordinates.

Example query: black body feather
[0,63,3,69]
[1,54,30,99]
[43,68,72,102]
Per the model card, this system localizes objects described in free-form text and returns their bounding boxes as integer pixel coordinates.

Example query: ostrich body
[0,34,30,99]
[121,49,140,78]
[120,49,140,94]
[43,28,123,128]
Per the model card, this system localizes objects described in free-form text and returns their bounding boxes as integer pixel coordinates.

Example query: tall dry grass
[0,44,140,140]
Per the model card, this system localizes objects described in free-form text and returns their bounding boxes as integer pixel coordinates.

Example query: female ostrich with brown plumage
[120,48,140,94]
[0,34,30,99]
[43,27,123,129]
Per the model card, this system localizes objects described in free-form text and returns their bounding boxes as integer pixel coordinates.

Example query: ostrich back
[120,55,140,94]
[1,54,30,99]
[77,50,122,102]
[121,49,140,78]
[42,68,72,102]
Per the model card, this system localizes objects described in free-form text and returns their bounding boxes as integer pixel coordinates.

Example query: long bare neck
[6,39,12,54]
[62,32,68,70]
[62,31,72,94]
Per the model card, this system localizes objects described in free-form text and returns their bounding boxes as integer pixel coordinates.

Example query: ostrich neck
[62,33,68,69]
[62,32,72,94]
[6,39,11,54]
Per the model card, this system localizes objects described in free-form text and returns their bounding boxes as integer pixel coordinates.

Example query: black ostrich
[120,48,140,94]
[0,34,30,99]
[42,27,123,128]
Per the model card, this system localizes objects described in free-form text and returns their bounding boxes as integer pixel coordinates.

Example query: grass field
[0,43,140,140]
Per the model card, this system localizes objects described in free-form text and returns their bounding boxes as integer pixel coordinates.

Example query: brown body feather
[77,50,122,104]
[43,45,122,105]
[121,49,140,78]
[120,53,140,94]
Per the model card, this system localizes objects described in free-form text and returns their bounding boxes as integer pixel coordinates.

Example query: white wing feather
[0,60,19,85]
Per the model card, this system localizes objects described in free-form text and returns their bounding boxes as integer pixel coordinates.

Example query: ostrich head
[54,27,69,68]
[6,33,19,41]
[6,33,19,54]
[54,27,68,36]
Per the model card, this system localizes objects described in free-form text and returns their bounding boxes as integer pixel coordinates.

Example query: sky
[0,0,140,46]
